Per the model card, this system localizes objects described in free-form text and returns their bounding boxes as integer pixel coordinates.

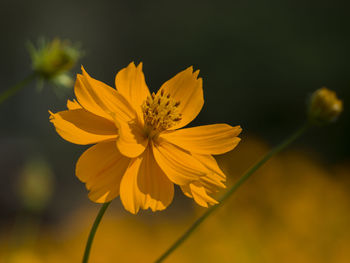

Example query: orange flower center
[142,90,182,137]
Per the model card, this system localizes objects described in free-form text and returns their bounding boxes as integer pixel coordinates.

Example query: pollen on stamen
[142,91,182,135]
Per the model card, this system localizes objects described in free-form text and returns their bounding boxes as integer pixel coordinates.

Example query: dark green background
[0,0,349,221]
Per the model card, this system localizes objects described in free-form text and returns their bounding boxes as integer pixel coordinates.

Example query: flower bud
[308,87,343,124]
[28,38,82,89]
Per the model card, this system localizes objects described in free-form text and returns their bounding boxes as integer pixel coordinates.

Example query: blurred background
[0,0,349,262]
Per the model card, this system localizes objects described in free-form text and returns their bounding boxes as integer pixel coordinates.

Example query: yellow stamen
[142,91,182,136]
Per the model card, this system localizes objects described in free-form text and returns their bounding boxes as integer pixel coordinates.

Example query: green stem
[155,123,310,263]
[82,202,111,263]
[0,73,37,105]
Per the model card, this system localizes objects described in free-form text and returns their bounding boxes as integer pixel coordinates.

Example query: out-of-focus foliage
[1,137,349,263]
[27,38,82,91]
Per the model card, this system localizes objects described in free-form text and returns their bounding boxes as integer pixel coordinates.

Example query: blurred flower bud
[308,87,343,125]
[16,156,54,212]
[27,38,82,90]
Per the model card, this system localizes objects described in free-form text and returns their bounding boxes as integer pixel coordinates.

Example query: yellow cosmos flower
[49,62,242,214]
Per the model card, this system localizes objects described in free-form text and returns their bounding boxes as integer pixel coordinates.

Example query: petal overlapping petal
[115,62,150,123]
[192,154,226,192]
[192,154,226,179]
[198,173,226,194]
[119,147,174,214]
[66,99,82,110]
[49,109,118,145]
[152,140,207,185]
[180,154,226,206]
[158,67,203,129]
[180,183,218,207]
[160,124,242,155]
[75,67,136,122]
[113,116,148,158]
[76,142,130,203]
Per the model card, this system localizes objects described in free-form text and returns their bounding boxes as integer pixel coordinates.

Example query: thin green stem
[0,73,37,105]
[155,123,310,263]
[82,202,111,263]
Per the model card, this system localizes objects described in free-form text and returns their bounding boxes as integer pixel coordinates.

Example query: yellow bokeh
[1,137,349,263]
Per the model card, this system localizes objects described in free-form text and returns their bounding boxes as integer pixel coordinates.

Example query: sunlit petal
[66,99,82,110]
[192,154,226,179]
[49,109,117,145]
[152,140,207,185]
[75,67,136,122]
[115,62,150,124]
[158,66,203,129]
[113,116,148,158]
[181,183,218,207]
[119,147,174,214]
[76,142,130,203]
[160,124,242,155]
[192,154,226,192]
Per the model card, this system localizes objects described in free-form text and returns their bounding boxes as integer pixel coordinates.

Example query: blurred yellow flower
[2,138,349,263]
[308,87,343,124]
[49,62,241,214]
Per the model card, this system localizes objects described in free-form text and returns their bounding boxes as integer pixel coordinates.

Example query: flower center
[142,90,182,137]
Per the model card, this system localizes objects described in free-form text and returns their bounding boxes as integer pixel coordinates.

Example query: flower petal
[119,147,174,214]
[158,66,203,129]
[180,183,218,207]
[192,154,226,192]
[192,154,226,179]
[179,153,226,207]
[113,116,148,158]
[115,62,150,124]
[160,124,242,155]
[76,142,130,203]
[75,66,136,122]
[66,99,82,110]
[49,109,118,145]
[198,173,226,194]
[152,140,207,185]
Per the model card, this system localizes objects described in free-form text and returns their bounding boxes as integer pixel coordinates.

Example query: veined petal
[120,147,174,214]
[160,124,242,155]
[192,154,226,192]
[192,154,226,179]
[66,99,82,110]
[115,62,150,124]
[113,116,148,158]
[76,142,130,203]
[152,140,207,185]
[158,66,203,129]
[49,109,118,145]
[199,173,226,194]
[180,153,226,206]
[75,67,136,122]
[181,183,218,207]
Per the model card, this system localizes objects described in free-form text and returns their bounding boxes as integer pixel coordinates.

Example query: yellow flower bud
[308,87,343,124]
[28,38,82,89]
